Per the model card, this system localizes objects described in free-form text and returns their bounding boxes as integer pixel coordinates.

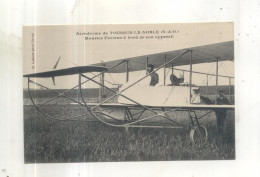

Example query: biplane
[24,41,235,144]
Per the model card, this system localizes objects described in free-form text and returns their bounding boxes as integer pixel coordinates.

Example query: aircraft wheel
[190,125,208,145]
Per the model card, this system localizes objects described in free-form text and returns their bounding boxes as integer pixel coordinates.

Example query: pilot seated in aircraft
[146,64,159,86]
[168,73,184,86]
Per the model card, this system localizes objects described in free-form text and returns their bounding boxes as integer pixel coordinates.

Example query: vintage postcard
[23,23,234,163]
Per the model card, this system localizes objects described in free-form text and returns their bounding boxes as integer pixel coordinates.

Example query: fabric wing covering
[93,41,234,73]
[23,66,108,78]
[23,41,233,77]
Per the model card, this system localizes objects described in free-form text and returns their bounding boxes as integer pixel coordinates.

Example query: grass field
[24,105,235,163]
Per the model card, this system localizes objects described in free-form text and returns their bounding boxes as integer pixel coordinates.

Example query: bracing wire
[60,57,79,67]
[220,61,232,77]
[59,58,120,87]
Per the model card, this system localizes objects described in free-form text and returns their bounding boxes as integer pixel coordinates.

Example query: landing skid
[26,74,213,145]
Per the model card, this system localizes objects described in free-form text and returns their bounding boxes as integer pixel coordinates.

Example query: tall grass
[24,105,235,163]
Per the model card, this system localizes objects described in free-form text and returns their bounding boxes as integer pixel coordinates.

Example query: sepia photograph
[3,0,260,176]
[23,23,235,163]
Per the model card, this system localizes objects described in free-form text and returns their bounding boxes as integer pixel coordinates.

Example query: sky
[22,23,234,89]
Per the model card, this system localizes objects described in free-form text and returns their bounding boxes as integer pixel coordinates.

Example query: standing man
[215,90,231,135]
[146,64,159,86]
[200,90,231,135]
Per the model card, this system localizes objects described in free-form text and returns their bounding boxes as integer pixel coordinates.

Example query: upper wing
[23,66,107,78]
[23,41,234,77]
[93,41,234,73]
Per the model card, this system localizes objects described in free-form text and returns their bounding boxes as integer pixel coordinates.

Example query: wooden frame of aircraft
[24,41,235,144]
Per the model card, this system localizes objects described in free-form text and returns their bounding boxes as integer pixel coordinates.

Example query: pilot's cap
[147,64,154,70]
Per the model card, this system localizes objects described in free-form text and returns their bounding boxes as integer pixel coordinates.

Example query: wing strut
[215,57,219,103]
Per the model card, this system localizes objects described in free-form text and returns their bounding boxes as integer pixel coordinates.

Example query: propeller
[52,57,61,85]
[53,57,61,69]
